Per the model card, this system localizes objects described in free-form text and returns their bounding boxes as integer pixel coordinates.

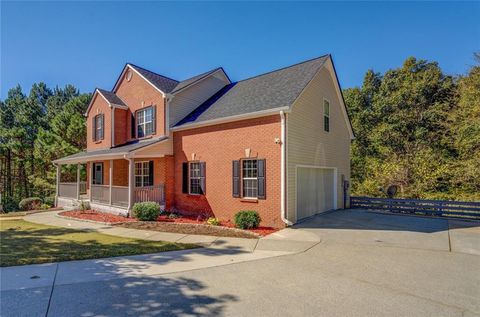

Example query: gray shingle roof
[175,55,329,127]
[171,68,224,94]
[53,137,168,164]
[97,89,126,106]
[129,64,179,93]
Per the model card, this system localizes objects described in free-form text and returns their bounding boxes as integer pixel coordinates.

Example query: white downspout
[280,111,293,226]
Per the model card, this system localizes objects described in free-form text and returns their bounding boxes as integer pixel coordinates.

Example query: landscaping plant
[234,210,261,229]
[18,197,42,211]
[206,217,221,226]
[133,202,161,221]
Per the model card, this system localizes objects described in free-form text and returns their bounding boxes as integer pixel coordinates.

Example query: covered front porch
[53,137,174,216]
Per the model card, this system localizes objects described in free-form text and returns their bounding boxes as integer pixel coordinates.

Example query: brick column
[164,155,175,211]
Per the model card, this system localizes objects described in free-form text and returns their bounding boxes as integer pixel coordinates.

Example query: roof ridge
[234,54,330,83]
[127,63,179,84]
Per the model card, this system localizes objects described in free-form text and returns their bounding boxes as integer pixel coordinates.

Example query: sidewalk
[1,211,320,295]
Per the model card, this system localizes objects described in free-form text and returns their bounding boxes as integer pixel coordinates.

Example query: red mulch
[156,214,279,236]
[59,210,136,224]
[59,210,279,236]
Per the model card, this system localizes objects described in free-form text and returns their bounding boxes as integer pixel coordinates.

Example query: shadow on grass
[0,222,248,268]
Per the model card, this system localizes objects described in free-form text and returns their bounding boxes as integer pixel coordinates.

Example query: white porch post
[127,158,134,216]
[55,164,61,206]
[89,162,93,201]
[109,160,113,206]
[76,164,81,200]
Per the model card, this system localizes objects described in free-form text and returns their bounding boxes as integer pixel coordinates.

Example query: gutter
[280,111,293,226]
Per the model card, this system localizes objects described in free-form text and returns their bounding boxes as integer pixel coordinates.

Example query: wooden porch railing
[135,184,165,205]
[58,183,77,198]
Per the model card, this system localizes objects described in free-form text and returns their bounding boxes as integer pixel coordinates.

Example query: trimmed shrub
[43,196,55,207]
[206,217,220,226]
[234,210,261,229]
[40,203,51,210]
[133,202,161,221]
[18,197,42,211]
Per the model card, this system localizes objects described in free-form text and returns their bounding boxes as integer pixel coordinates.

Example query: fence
[350,196,480,220]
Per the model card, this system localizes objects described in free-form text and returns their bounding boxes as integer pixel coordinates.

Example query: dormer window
[136,106,156,138]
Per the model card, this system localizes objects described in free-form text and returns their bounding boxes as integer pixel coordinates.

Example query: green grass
[0,220,198,267]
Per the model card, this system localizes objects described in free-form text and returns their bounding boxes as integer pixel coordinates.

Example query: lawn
[0,220,198,267]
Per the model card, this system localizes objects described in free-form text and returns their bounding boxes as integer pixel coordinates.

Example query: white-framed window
[135,161,152,187]
[136,106,154,138]
[323,99,330,132]
[242,159,258,198]
[94,114,104,141]
[93,162,103,185]
[189,162,202,195]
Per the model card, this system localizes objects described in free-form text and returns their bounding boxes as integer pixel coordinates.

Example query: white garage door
[296,167,336,221]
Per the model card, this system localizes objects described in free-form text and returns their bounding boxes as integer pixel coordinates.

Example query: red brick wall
[114,108,128,146]
[86,94,112,150]
[173,115,284,228]
[115,67,166,141]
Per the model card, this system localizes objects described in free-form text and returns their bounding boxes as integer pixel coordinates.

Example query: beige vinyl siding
[287,61,351,222]
[134,138,173,157]
[169,73,229,127]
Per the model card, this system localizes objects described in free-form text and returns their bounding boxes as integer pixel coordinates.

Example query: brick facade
[172,115,284,228]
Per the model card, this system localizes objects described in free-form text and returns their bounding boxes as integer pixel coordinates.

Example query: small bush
[78,200,90,213]
[43,196,55,207]
[133,202,161,221]
[206,217,220,226]
[18,197,42,211]
[40,203,51,210]
[234,210,261,229]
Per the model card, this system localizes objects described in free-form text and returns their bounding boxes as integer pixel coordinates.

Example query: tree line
[344,55,479,201]
[0,84,91,211]
[0,55,479,212]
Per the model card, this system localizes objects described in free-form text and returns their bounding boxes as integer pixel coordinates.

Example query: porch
[53,137,173,215]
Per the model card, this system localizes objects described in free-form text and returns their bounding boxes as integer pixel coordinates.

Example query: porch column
[127,158,135,216]
[55,164,61,207]
[76,164,81,200]
[109,160,113,206]
[89,162,93,201]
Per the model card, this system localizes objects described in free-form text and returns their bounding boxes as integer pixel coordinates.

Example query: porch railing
[91,185,109,205]
[112,186,128,207]
[58,183,77,198]
[135,184,165,205]
[79,181,87,195]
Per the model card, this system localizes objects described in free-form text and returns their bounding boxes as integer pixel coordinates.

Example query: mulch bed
[59,210,136,224]
[59,210,279,237]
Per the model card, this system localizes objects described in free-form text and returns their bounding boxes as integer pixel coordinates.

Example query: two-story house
[54,54,354,228]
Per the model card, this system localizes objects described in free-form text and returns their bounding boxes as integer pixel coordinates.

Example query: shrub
[78,200,90,213]
[18,197,42,211]
[168,212,179,219]
[43,196,55,207]
[133,202,161,221]
[40,203,51,210]
[206,217,220,226]
[234,210,261,229]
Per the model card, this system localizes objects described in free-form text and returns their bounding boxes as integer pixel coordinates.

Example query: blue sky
[1,1,479,98]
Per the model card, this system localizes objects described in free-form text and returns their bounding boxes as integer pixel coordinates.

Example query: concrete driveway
[1,209,479,317]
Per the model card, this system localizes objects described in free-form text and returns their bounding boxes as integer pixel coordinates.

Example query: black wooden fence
[350,196,480,220]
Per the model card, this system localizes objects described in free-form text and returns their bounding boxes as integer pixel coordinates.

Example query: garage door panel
[297,167,335,221]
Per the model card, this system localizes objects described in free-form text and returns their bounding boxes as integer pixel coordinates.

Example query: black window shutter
[232,160,240,198]
[200,162,206,195]
[257,159,266,199]
[182,162,188,194]
[148,161,154,186]
[131,113,135,138]
[92,116,96,141]
[152,106,156,135]
[100,114,105,140]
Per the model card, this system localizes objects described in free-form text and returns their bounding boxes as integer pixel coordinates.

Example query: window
[136,107,154,138]
[93,163,103,185]
[189,162,202,194]
[242,159,258,198]
[323,99,330,132]
[135,161,153,187]
[93,114,104,141]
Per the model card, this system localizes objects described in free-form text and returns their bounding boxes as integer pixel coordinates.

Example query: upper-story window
[323,99,330,132]
[93,114,104,142]
[136,106,155,138]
